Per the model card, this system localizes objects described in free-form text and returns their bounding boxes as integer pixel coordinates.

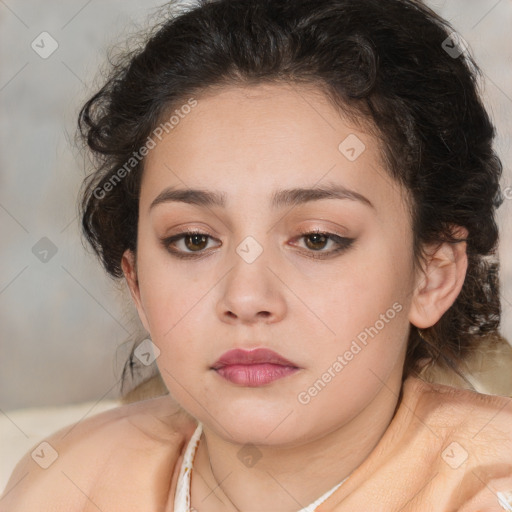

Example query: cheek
[307,234,414,370]
[135,246,216,370]
[316,233,412,326]
[136,238,193,330]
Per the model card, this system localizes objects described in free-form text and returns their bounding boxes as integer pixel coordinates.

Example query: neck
[190,369,405,512]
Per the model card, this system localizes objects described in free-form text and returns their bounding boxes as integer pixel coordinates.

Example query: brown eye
[293,229,355,259]
[183,233,209,252]
[161,230,219,258]
[161,228,354,260]
[303,232,329,251]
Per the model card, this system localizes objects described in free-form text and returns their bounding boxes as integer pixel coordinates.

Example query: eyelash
[161,228,355,260]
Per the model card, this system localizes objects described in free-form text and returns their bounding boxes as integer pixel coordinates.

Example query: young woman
[2,0,512,510]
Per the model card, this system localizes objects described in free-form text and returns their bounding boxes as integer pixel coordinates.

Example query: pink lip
[211,348,300,387]
[212,348,298,368]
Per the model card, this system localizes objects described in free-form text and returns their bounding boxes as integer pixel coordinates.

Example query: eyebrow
[149,183,374,212]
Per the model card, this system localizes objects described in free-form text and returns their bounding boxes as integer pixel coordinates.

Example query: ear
[409,226,468,329]
[121,249,151,333]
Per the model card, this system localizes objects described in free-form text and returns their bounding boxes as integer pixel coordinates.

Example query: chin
[213,407,313,447]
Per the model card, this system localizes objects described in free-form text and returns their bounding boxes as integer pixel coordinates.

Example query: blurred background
[0,0,511,487]
[0,0,170,413]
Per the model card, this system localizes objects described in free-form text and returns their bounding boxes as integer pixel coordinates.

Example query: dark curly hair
[78,0,508,397]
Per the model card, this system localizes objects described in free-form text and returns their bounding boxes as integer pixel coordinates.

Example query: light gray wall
[1,0,511,410]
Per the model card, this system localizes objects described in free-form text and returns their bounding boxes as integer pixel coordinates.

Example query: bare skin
[1,83,469,511]
[119,83,467,511]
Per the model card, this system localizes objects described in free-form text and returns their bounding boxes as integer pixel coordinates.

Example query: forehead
[141,82,406,214]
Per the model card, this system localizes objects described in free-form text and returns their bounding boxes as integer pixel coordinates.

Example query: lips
[211,348,300,387]
[211,348,299,370]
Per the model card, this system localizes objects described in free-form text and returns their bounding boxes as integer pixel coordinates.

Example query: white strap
[174,422,203,512]
[174,421,349,512]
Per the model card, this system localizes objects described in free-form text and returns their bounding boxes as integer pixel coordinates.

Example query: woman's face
[124,83,422,445]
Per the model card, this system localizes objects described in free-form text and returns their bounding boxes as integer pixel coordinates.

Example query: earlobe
[409,226,468,329]
[121,249,151,333]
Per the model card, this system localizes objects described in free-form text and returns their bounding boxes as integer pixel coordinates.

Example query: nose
[216,248,287,326]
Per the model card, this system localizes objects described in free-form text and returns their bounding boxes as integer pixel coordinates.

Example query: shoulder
[404,375,512,427]
[403,375,512,458]
[406,375,512,420]
[0,395,198,511]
